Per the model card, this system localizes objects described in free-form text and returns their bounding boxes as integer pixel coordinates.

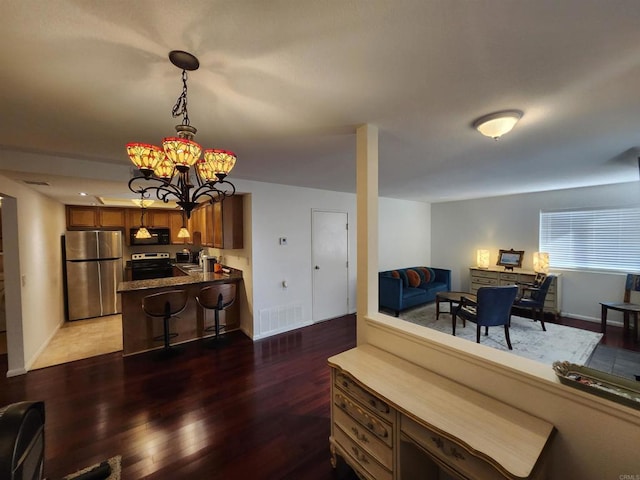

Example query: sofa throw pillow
[398,270,409,288]
[406,269,421,287]
[419,267,436,283]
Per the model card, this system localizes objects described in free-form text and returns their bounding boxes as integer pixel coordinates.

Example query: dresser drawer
[335,372,393,423]
[472,277,498,286]
[334,425,392,480]
[333,401,393,468]
[334,389,393,447]
[500,272,519,282]
[471,269,499,280]
[401,416,504,480]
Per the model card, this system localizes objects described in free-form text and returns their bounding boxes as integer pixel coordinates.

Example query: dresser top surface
[329,345,554,479]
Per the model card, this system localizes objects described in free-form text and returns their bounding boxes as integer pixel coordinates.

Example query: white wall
[378,197,431,271]
[0,173,66,376]
[431,181,640,322]
[226,179,359,339]
[203,181,431,340]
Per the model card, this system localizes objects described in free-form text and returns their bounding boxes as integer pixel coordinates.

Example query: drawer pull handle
[351,446,369,464]
[431,436,466,461]
[351,426,369,443]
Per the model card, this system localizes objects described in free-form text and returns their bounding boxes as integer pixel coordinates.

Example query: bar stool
[196,283,236,344]
[142,290,188,354]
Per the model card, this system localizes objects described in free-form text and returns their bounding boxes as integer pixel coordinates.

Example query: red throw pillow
[406,269,421,287]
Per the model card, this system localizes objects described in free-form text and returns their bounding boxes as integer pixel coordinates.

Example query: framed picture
[496,249,524,270]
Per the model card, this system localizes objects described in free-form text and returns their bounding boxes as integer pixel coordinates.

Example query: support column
[356,124,378,345]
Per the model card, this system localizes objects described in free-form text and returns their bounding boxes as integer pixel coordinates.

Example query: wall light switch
[279,237,287,245]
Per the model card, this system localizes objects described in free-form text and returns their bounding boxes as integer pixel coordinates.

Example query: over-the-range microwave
[129,227,171,245]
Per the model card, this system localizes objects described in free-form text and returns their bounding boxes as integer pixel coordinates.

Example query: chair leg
[484,326,489,336]
[452,313,457,336]
[163,315,171,350]
[476,325,481,344]
[504,325,513,350]
[538,308,546,331]
[214,310,220,340]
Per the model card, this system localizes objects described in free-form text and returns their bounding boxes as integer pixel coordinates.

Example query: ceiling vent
[23,180,50,186]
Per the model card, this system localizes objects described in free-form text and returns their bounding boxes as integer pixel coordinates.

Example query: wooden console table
[329,345,555,480]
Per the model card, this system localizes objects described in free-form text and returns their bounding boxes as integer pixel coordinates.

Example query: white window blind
[539,206,640,272]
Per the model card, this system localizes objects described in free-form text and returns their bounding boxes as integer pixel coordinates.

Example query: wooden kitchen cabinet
[99,208,126,228]
[66,206,125,230]
[169,210,189,245]
[148,209,170,227]
[213,196,243,249]
[188,197,243,249]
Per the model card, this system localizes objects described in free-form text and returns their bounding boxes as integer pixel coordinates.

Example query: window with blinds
[539,206,640,272]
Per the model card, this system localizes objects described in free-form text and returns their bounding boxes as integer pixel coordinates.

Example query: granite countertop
[117,266,242,293]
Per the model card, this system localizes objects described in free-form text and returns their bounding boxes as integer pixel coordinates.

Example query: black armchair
[513,274,555,331]
[453,285,518,349]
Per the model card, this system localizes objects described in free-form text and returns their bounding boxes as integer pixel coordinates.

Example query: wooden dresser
[469,267,561,318]
[329,345,555,480]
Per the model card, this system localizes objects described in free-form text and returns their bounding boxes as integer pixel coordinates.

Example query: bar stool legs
[142,290,188,356]
[196,284,237,346]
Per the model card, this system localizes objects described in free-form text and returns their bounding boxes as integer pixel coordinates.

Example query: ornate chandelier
[126,50,236,219]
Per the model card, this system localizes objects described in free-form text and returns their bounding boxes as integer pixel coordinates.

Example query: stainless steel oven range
[130,252,173,281]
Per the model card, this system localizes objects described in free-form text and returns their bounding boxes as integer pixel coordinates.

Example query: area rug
[400,304,602,365]
[62,455,121,480]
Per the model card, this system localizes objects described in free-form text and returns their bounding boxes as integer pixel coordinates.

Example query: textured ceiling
[1,0,640,206]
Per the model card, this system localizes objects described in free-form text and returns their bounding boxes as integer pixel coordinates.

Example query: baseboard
[24,319,63,371]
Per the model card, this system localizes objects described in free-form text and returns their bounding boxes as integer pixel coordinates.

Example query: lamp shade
[477,249,490,269]
[473,110,523,139]
[204,149,237,179]
[135,227,152,239]
[177,227,190,238]
[126,143,165,173]
[163,137,202,168]
[533,252,549,273]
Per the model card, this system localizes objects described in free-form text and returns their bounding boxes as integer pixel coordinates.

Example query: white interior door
[312,210,349,322]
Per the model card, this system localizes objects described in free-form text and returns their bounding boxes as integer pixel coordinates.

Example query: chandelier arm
[191,187,224,205]
[128,176,185,205]
[212,179,237,197]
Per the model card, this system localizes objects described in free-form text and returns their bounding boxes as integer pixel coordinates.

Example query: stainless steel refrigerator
[64,230,123,320]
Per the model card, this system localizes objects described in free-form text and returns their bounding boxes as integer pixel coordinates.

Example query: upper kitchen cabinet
[188,204,211,246]
[187,197,242,249]
[66,206,125,230]
[213,196,243,249]
[169,210,189,245]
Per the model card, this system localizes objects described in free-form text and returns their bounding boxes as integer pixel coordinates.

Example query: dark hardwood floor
[0,309,636,479]
[0,317,358,480]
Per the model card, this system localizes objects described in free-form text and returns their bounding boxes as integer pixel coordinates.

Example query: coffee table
[436,291,477,320]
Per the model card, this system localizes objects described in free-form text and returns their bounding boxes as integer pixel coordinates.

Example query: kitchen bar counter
[117,268,242,293]
[117,266,242,356]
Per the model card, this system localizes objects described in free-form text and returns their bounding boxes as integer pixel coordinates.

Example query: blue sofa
[379,266,451,316]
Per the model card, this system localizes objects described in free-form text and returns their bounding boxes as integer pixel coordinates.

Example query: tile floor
[30,314,122,370]
[587,344,640,380]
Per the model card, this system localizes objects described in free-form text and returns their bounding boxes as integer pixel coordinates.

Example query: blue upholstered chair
[513,274,555,331]
[452,285,518,349]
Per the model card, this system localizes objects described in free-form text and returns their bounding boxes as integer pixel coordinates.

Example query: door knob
[315,265,320,270]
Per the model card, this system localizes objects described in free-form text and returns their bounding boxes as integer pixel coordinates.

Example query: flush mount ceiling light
[127,50,237,219]
[473,110,523,140]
